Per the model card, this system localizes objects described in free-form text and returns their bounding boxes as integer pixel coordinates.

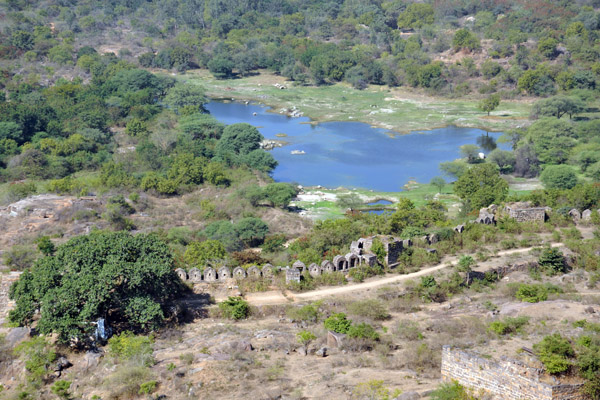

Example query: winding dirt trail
[245,243,564,306]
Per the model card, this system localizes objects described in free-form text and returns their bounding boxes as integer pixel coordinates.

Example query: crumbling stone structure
[285,267,301,284]
[441,346,585,400]
[352,236,405,265]
[504,202,549,222]
[176,235,420,284]
[174,227,472,285]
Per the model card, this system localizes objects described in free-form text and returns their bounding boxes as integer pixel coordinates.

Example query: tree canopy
[9,231,184,344]
[454,163,508,210]
[540,165,578,189]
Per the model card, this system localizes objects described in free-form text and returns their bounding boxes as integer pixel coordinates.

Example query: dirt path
[245,243,564,306]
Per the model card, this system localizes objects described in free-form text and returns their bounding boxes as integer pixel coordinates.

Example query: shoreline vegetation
[182,69,533,134]
[179,69,541,219]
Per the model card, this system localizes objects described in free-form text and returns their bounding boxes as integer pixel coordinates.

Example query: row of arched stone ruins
[173,233,451,284]
[174,203,593,285]
[174,252,377,284]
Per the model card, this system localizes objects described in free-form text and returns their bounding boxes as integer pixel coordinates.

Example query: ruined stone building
[504,202,549,222]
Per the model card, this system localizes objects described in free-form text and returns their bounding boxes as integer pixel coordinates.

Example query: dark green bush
[348,323,379,340]
[488,316,529,335]
[538,247,565,275]
[533,333,574,374]
[515,283,549,303]
[218,297,250,320]
[324,313,352,334]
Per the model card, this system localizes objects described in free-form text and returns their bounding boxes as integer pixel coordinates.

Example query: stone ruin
[504,202,549,223]
[476,202,599,226]
[175,235,420,284]
[351,236,407,266]
[442,346,585,400]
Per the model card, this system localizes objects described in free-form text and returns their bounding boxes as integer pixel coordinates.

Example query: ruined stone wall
[385,241,404,265]
[441,347,585,400]
[509,208,547,222]
[177,236,417,283]
[0,272,21,320]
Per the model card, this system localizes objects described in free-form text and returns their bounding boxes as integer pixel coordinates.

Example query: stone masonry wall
[441,347,585,400]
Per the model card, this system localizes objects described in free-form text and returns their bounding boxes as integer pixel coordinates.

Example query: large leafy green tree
[9,232,184,343]
[235,217,269,246]
[397,3,434,29]
[540,165,578,189]
[454,163,508,210]
[521,118,577,165]
[215,123,263,162]
[532,96,585,119]
[164,83,207,113]
[453,28,480,51]
[479,94,500,116]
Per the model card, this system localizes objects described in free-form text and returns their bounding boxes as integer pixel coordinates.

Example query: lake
[206,101,505,192]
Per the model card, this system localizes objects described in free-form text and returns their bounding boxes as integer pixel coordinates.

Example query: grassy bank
[293,182,461,220]
[183,69,532,134]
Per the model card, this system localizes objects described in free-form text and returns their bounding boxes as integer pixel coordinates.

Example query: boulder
[569,209,581,222]
[327,331,346,348]
[80,351,102,372]
[582,209,592,221]
[395,391,421,400]
[4,327,30,347]
[54,356,72,377]
[316,347,328,357]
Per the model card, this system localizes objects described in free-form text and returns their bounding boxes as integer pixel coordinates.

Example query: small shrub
[218,297,250,320]
[51,380,71,400]
[430,380,477,400]
[104,365,152,399]
[515,284,548,303]
[351,380,397,400]
[107,332,154,366]
[297,330,317,348]
[348,323,379,340]
[138,380,158,395]
[347,299,390,321]
[35,236,55,256]
[371,238,387,263]
[538,247,565,275]
[533,333,574,374]
[457,255,475,272]
[4,245,38,271]
[179,352,194,365]
[488,316,529,335]
[5,181,37,202]
[348,264,384,282]
[324,313,352,334]
[262,234,287,253]
[396,321,423,341]
[483,300,498,312]
[286,302,321,323]
[14,337,57,386]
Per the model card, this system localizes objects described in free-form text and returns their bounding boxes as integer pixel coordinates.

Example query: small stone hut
[504,202,548,222]
[188,267,202,282]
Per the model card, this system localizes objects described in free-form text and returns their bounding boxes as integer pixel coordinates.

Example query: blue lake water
[206,101,505,192]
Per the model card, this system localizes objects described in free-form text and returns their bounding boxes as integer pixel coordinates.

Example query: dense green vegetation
[9,231,185,344]
[4,1,600,399]
[3,0,600,98]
